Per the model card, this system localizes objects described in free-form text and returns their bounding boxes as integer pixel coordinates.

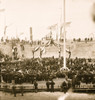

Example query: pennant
[61,22,71,28]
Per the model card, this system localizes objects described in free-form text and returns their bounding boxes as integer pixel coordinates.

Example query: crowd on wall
[73,37,94,42]
[0,37,41,45]
[0,57,95,86]
[0,36,94,45]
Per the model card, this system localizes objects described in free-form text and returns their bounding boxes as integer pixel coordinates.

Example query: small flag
[61,22,71,28]
[48,24,58,30]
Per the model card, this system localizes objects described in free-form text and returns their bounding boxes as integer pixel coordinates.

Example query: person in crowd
[46,80,50,91]
[50,79,55,92]
[61,79,68,93]
[12,85,16,97]
[1,57,95,90]
[20,85,24,96]
[33,80,38,93]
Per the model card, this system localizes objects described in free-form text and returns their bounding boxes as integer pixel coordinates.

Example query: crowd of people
[0,37,42,46]
[10,79,56,97]
[0,57,95,87]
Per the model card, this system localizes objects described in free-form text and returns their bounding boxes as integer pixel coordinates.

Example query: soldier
[12,85,16,97]
[33,80,38,93]
[50,80,55,92]
[20,85,24,96]
[61,80,68,93]
[46,80,50,91]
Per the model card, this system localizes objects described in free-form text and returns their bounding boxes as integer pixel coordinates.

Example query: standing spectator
[33,80,38,93]
[46,80,50,91]
[61,80,68,93]
[12,85,16,97]
[20,85,24,96]
[50,80,55,92]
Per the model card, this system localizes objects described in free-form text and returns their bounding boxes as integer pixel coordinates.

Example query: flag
[34,46,40,52]
[45,41,50,47]
[40,47,46,54]
[61,22,71,28]
[48,24,58,30]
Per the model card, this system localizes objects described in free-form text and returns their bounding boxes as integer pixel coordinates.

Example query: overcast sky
[0,0,95,40]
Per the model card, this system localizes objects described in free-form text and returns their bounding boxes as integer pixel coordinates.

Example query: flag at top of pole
[61,22,71,28]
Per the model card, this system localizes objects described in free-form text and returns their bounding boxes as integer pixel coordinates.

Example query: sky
[0,0,95,40]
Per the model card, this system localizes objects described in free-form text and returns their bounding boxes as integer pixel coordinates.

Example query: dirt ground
[0,91,95,100]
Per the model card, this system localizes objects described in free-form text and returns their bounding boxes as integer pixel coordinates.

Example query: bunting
[32,46,40,52]
[32,39,71,58]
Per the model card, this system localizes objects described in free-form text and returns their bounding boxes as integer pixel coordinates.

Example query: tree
[77,38,81,42]
[73,38,76,42]
[87,38,89,41]
[90,37,93,41]
[85,38,87,43]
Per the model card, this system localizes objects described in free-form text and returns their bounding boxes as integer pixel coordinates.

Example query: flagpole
[63,0,66,68]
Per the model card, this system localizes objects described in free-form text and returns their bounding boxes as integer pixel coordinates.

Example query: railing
[0,84,61,92]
